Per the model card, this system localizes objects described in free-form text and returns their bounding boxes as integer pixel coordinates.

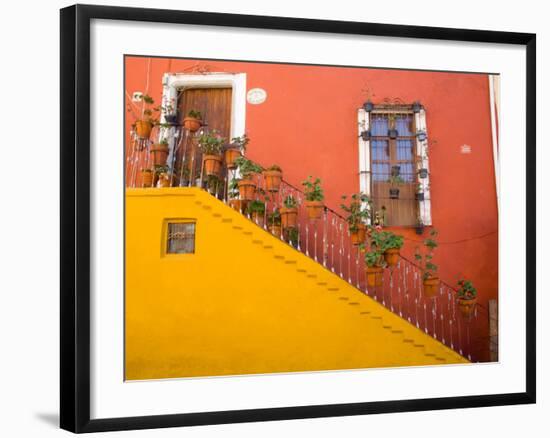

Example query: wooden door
[178,88,232,139]
[176,88,232,185]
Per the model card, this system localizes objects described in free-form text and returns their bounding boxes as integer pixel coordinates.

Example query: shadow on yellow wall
[125,187,468,380]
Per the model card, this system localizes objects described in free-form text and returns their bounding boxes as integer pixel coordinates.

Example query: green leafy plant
[127,93,160,125]
[234,156,263,178]
[268,209,281,225]
[229,134,250,152]
[286,227,300,248]
[302,176,324,202]
[341,193,372,232]
[153,164,169,174]
[187,109,202,119]
[247,200,266,215]
[283,195,298,209]
[228,178,240,198]
[388,175,405,186]
[370,230,404,251]
[364,249,385,268]
[457,279,477,300]
[414,228,439,280]
[197,130,226,155]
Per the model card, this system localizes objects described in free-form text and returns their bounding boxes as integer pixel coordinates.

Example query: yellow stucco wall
[125,187,468,380]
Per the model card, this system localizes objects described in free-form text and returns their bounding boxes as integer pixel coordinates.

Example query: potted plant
[285,227,300,249]
[302,176,325,220]
[456,279,478,318]
[140,168,153,187]
[224,134,249,169]
[151,138,169,166]
[263,164,283,192]
[227,178,243,212]
[412,101,422,113]
[197,130,225,177]
[129,94,159,140]
[360,130,371,141]
[364,249,385,288]
[415,183,425,201]
[267,209,282,236]
[183,109,202,132]
[154,165,172,188]
[414,229,440,298]
[371,230,404,267]
[415,218,425,235]
[362,100,374,112]
[234,156,263,201]
[416,129,427,142]
[388,175,404,199]
[418,167,428,179]
[247,200,266,226]
[341,193,372,246]
[161,99,178,125]
[280,195,299,228]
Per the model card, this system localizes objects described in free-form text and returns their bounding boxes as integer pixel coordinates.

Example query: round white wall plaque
[247,88,267,104]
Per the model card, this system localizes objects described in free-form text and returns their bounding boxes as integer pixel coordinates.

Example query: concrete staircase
[125,187,468,380]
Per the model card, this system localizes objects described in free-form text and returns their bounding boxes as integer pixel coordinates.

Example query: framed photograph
[60,4,536,433]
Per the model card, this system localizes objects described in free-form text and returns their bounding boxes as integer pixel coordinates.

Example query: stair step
[348,302,360,306]
[284,260,297,264]
[425,353,436,357]
[202,205,212,210]
[327,287,339,292]
[360,311,371,315]
[212,213,222,218]
[264,245,274,250]
[382,325,392,329]
[413,344,424,348]
[403,339,414,343]
[274,255,285,260]
[306,274,317,278]
[252,239,263,245]
[232,225,243,230]
[391,330,404,334]
[317,282,328,286]
[297,268,307,273]
[243,231,253,235]
[338,297,349,301]
[435,357,446,362]
[221,218,232,223]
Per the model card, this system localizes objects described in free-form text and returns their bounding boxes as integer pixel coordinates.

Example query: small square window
[166,222,195,254]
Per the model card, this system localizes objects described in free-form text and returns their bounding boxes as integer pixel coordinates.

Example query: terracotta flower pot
[269,224,282,237]
[157,173,172,188]
[135,120,153,140]
[423,276,440,298]
[350,223,366,246]
[238,179,257,201]
[151,143,169,166]
[384,248,400,267]
[140,169,153,188]
[251,211,265,227]
[203,154,223,177]
[365,266,384,288]
[305,200,324,220]
[224,148,241,169]
[458,297,477,318]
[183,117,202,132]
[262,169,283,192]
[280,207,298,228]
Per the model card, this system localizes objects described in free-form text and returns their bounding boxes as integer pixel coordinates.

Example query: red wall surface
[125,56,498,322]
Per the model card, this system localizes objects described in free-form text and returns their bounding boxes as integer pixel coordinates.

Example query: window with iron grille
[166,222,196,254]
[369,111,418,226]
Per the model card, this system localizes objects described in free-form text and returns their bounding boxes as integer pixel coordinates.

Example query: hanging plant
[412,101,422,113]
[418,167,428,179]
[456,279,477,318]
[415,219,425,235]
[247,200,266,226]
[388,175,404,199]
[362,100,374,112]
[415,183,425,201]
[360,130,371,141]
[414,229,440,298]
[263,164,283,192]
[416,130,427,142]
[280,195,299,229]
[183,109,202,132]
[302,176,325,220]
[285,227,300,249]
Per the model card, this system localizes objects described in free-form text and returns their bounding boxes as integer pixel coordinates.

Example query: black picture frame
[60,4,536,433]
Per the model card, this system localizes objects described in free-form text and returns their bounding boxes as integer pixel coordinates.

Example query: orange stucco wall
[124,56,498,352]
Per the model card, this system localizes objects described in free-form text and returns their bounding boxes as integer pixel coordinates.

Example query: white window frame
[357,106,432,226]
[159,73,247,168]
